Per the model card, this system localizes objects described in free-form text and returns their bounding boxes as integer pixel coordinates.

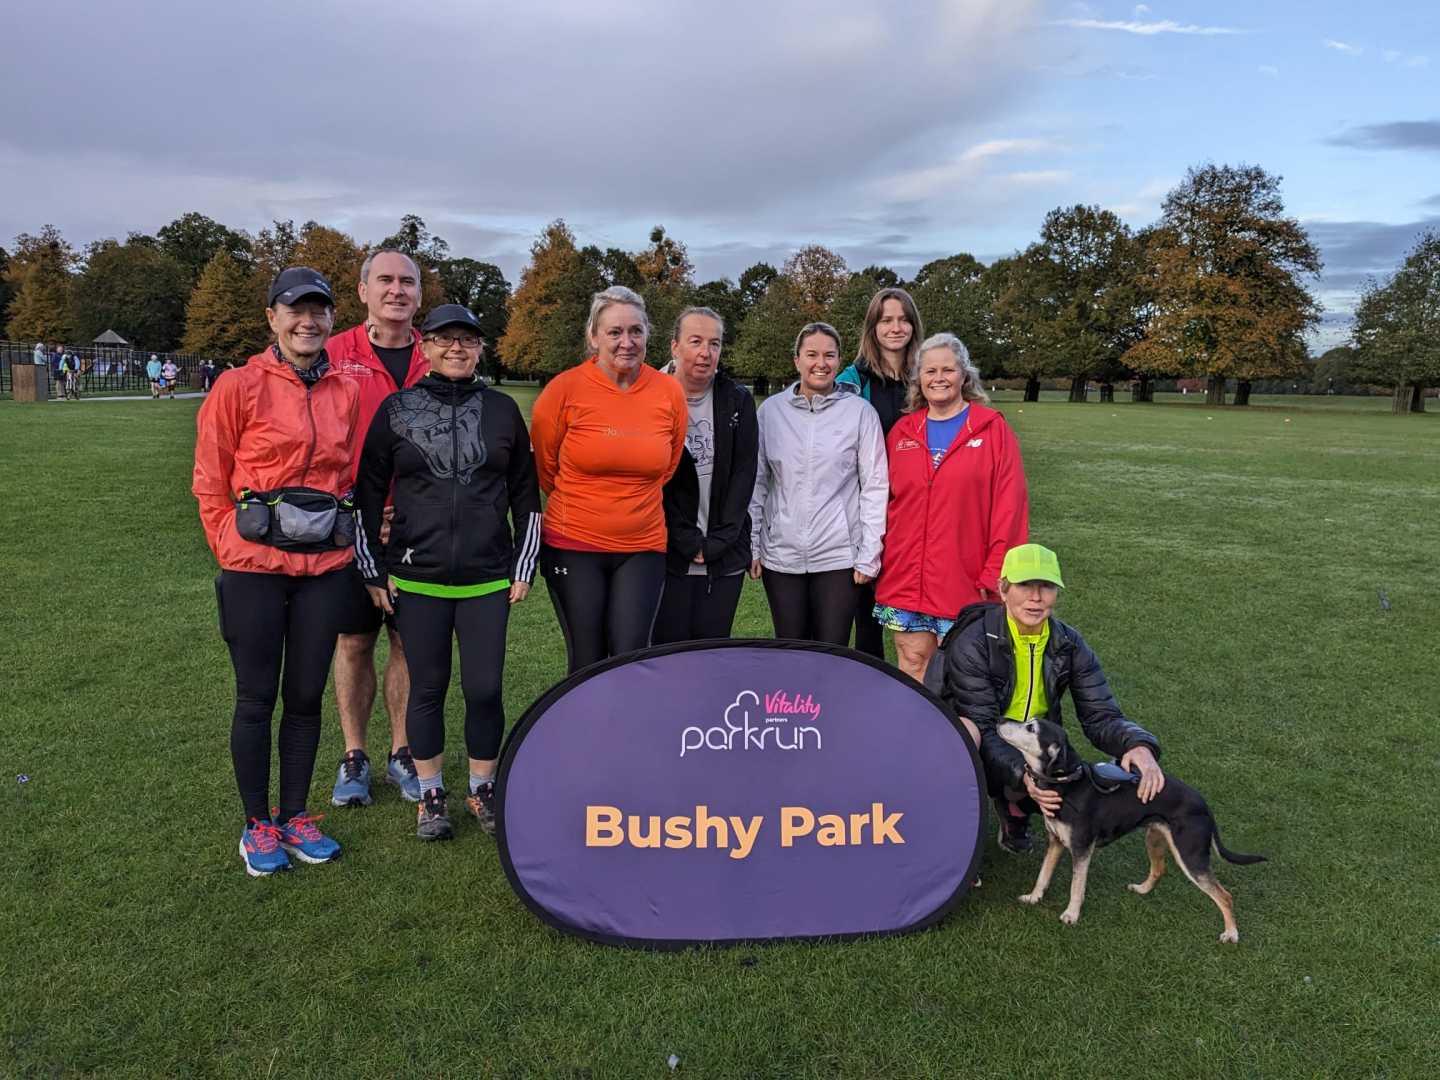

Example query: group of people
[194,253,1164,878]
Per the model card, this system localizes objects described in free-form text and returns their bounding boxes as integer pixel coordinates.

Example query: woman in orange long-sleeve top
[530,285,687,673]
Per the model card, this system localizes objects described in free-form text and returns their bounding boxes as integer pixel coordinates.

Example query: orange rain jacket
[192,349,360,575]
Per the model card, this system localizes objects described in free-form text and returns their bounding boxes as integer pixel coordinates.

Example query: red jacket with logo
[874,402,1029,619]
[192,350,360,575]
[326,323,429,479]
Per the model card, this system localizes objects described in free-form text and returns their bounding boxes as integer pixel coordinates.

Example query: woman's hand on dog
[1121,746,1165,803]
[1023,772,1063,817]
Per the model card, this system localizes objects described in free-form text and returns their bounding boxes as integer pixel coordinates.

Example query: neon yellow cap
[1001,543,1065,587]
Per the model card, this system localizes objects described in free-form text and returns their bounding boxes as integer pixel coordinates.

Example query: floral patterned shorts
[872,604,955,639]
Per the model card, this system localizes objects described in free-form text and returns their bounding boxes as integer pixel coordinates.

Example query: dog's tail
[1212,827,1266,866]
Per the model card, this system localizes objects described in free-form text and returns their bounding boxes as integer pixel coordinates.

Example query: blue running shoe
[239,819,291,877]
[386,746,421,802]
[331,749,373,807]
[277,812,342,864]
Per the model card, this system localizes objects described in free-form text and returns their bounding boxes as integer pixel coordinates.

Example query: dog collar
[1026,763,1084,786]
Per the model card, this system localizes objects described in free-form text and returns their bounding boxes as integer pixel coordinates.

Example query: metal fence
[0,340,224,396]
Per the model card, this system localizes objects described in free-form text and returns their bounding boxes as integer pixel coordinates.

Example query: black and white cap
[266,266,335,307]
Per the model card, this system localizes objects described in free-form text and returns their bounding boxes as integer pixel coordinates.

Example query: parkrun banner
[497,641,985,947]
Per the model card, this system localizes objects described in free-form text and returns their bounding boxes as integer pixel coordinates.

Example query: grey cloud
[1326,120,1440,152]
[1423,194,1440,208]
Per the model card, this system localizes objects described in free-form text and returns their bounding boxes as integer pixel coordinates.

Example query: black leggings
[542,546,665,673]
[216,568,351,824]
[652,572,745,645]
[852,579,884,658]
[394,588,510,762]
[761,568,858,646]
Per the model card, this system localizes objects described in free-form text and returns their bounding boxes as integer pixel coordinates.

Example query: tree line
[4,163,1435,410]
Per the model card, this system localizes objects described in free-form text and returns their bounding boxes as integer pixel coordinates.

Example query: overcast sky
[4,0,1436,345]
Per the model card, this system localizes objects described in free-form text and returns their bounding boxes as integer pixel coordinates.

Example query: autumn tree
[912,253,997,375]
[783,245,849,318]
[290,222,367,329]
[67,238,190,349]
[156,212,253,285]
[5,225,76,343]
[730,276,806,391]
[1350,230,1440,413]
[501,220,605,378]
[1127,164,1321,405]
[183,250,269,359]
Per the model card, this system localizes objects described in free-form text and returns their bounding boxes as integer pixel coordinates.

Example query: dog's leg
[1128,824,1169,896]
[1019,835,1064,905]
[1157,823,1242,943]
[1059,846,1093,925]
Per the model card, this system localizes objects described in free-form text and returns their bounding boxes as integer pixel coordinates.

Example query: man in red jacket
[329,250,431,807]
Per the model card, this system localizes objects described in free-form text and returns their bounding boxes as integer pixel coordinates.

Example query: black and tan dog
[997,718,1265,943]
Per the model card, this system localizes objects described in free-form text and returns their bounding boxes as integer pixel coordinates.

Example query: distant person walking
[33,342,45,366]
[146,355,162,399]
[160,360,180,398]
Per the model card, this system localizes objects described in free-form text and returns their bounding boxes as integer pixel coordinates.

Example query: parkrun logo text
[680,690,822,758]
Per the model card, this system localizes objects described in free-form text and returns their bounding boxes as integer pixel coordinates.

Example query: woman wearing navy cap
[354,304,542,841]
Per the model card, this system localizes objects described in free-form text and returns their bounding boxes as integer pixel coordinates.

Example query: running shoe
[416,788,454,841]
[465,780,497,835]
[239,819,291,877]
[994,798,1033,854]
[331,749,373,807]
[277,812,342,864]
[386,746,421,802]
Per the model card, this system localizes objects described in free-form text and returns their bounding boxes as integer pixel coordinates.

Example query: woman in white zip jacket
[748,322,889,646]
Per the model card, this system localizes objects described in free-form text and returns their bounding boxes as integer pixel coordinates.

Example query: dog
[997,718,1265,943]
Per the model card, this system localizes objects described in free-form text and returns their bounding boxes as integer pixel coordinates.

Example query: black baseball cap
[267,266,335,307]
[421,304,483,335]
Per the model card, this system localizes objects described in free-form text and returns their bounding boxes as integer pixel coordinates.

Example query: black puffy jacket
[354,373,542,588]
[661,373,759,580]
[930,601,1160,796]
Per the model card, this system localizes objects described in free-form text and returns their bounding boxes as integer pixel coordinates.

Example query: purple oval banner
[497,640,985,947]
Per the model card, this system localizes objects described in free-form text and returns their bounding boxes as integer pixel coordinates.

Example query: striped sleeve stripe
[514,511,542,583]
[353,510,379,580]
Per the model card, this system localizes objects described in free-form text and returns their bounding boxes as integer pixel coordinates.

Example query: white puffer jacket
[749,382,889,577]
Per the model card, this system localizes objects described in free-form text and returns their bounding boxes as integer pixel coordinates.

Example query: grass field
[2,389,1438,1078]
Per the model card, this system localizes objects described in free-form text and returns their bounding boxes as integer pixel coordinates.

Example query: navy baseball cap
[421,304,483,335]
[267,266,335,307]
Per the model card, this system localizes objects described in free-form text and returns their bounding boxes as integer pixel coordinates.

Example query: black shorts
[335,564,395,636]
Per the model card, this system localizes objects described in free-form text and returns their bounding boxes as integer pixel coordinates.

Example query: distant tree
[5,225,76,343]
[1126,164,1321,405]
[632,226,695,355]
[783,245,849,318]
[379,214,450,267]
[0,246,14,328]
[690,279,743,348]
[252,219,300,278]
[730,276,806,389]
[1311,344,1358,395]
[68,238,191,350]
[1350,230,1440,413]
[988,252,1052,401]
[156,212,253,285]
[912,253,997,374]
[582,246,643,291]
[858,264,901,288]
[502,220,606,378]
[737,262,779,318]
[291,222,367,329]
[183,250,269,359]
[825,272,881,356]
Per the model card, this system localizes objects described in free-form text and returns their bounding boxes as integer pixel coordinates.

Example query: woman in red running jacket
[192,267,359,877]
[873,332,1028,689]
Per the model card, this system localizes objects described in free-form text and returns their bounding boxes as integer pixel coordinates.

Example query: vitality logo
[680,690,823,758]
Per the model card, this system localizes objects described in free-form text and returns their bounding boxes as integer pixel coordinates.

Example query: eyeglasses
[425,333,482,349]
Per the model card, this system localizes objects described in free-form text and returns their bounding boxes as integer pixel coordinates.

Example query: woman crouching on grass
[192,268,359,876]
[934,543,1164,856]
[354,304,541,841]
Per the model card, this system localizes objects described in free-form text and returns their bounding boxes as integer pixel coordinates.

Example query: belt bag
[234,487,356,552]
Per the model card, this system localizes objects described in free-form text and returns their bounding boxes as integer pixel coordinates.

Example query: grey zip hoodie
[749,382,889,577]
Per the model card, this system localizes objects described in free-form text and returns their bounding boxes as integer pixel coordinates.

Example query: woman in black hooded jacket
[354,304,541,841]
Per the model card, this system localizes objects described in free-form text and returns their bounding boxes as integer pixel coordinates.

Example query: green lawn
[2,393,1437,1078]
